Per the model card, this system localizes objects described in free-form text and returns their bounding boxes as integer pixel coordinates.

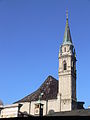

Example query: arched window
[63,60,67,70]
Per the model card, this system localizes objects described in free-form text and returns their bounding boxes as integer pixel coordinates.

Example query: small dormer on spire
[63,10,73,45]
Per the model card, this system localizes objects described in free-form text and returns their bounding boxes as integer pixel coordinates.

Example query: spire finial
[62,10,73,45]
[66,9,68,19]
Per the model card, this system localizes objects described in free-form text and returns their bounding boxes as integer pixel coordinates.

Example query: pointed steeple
[63,10,73,45]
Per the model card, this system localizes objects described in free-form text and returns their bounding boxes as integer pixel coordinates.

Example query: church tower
[58,11,77,111]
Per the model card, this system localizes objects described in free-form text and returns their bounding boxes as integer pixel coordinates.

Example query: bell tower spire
[63,10,72,45]
[58,11,77,111]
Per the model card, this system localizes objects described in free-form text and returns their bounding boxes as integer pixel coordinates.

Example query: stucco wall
[19,99,60,116]
[0,105,18,118]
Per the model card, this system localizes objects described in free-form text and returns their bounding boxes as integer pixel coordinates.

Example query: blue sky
[0,0,90,108]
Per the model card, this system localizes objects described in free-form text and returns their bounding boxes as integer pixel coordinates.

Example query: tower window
[63,61,67,70]
[64,47,66,52]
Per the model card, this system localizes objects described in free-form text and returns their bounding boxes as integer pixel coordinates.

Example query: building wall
[19,102,30,114]
[0,105,19,118]
[19,99,60,116]
[61,99,72,111]
[47,99,60,113]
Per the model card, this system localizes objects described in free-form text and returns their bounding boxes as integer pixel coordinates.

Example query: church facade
[0,12,84,118]
[14,12,84,116]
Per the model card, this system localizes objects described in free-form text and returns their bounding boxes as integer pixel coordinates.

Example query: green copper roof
[63,13,73,45]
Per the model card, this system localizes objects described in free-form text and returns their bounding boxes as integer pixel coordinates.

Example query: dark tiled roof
[15,76,58,103]
[47,109,90,116]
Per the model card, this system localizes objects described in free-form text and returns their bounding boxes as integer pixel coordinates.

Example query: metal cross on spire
[66,9,68,19]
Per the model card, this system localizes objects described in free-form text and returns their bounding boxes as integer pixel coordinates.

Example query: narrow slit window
[63,61,67,70]
[64,47,66,52]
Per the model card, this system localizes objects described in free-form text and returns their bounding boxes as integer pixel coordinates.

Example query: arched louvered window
[63,60,67,70]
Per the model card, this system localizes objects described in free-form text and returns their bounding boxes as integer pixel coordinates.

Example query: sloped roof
[15,76,58,103]
[63,14,73,45]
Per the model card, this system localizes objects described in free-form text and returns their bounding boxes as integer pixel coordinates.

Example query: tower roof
[63,11,73,45]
